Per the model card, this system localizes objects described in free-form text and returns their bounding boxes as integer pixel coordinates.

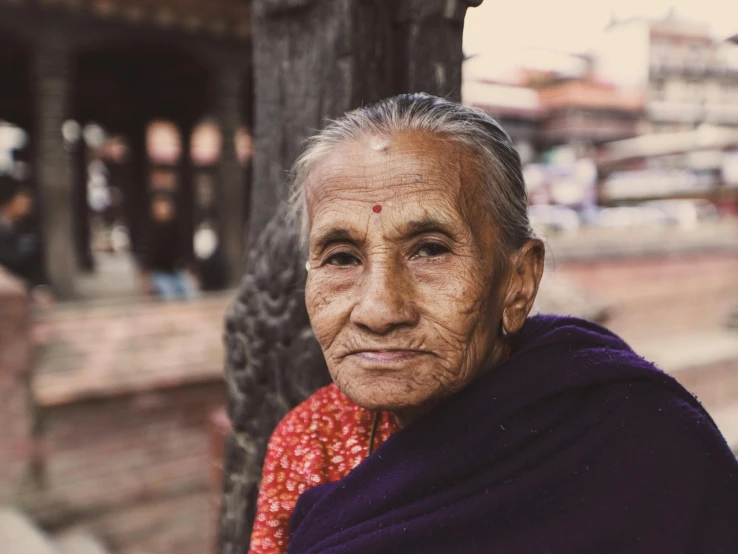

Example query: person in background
[0,175,52,304]
[136,193,194,301]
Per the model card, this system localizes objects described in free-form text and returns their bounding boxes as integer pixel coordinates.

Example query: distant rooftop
[537,79,644,112]
[462,81,542,118]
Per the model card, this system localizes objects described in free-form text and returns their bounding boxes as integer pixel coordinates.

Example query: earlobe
[501,239,545,334]
[501,301,525,336]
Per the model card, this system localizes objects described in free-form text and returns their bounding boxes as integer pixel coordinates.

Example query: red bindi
[372,204,382,213]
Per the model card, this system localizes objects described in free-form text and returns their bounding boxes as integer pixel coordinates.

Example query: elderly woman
[248,94,738,554]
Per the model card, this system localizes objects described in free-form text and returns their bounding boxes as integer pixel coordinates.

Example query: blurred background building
[1,1,249,553]
[0,2,737,554]
[464,9,738,224]
[0,0,251,299]
[599,13,738,134]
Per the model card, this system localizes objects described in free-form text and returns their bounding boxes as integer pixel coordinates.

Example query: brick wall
[0,270,33,504]
[15,294,232,554]
[558,253,738,343]
[89,488,215,554]
[22,382,225,554]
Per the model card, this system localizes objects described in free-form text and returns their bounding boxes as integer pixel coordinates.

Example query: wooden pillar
[178,120,196,264]
[33,31,76,298]
[245,0,476,243]
[71,136,93,272]
[125,120,148,260]
[214,65,246,283]
[395,1,470,96]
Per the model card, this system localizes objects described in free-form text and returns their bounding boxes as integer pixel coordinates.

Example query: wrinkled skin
[304,131,543,426]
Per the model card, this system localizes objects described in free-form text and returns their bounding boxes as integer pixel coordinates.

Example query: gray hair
[287,93,535,255]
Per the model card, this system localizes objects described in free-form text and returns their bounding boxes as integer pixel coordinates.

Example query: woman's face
[305,130,510,419]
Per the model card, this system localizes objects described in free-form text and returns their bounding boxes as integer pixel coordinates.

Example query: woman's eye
[326,252,360,266]
[414,243,449,258]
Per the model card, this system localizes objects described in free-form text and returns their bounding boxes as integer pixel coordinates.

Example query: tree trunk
[220,2,483,552]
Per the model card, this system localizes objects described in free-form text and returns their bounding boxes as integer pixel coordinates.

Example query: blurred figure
[0,176,52,304]
[136,193,194,301]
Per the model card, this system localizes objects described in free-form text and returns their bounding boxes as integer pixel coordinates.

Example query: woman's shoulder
[270,383,359,441]
[601,380,735,469]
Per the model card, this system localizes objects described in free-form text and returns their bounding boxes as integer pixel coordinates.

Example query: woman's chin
[336,377,440,415]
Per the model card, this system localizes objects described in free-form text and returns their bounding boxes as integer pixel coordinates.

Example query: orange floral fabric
[248,384,400,554]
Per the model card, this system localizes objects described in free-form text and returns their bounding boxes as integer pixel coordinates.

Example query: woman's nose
[350,263,418,334]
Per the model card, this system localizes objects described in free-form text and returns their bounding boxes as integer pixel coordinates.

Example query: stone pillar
[214,65,246,284]
[34,31,76,298]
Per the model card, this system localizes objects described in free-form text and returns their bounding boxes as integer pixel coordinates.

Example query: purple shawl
[288,315,738,553]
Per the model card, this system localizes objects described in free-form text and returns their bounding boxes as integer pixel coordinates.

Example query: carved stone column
[34,30,76,298]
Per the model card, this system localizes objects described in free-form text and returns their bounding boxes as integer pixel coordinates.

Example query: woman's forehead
[306,131,472,209]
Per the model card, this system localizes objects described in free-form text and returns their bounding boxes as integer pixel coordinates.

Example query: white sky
[463,1,738,58]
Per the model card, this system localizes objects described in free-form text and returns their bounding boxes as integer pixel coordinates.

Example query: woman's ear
[502,239,544,334]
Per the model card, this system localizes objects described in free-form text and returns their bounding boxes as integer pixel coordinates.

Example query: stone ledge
[712,405,738,452]
[31,294,232,408]
[545,221,738,262]
[635,331,738,374]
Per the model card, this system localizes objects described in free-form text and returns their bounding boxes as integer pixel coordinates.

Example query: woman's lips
[352,350,426,363]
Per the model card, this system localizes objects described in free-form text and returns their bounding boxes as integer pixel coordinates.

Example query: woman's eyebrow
[311,227,357,252]
[402,217,456,239]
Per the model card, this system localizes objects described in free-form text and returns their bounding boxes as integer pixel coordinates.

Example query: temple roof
[34,0,250,39]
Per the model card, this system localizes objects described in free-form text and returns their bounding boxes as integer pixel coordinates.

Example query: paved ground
[0,508,56,554]
[0,508,112,554]
[55,530,111,554]
[75,252,139,300]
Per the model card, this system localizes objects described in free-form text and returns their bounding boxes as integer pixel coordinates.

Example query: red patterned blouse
[248,383,400,554]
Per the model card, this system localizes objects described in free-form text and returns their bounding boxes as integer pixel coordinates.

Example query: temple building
[0,0,251,298]
[597,12,738,135]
